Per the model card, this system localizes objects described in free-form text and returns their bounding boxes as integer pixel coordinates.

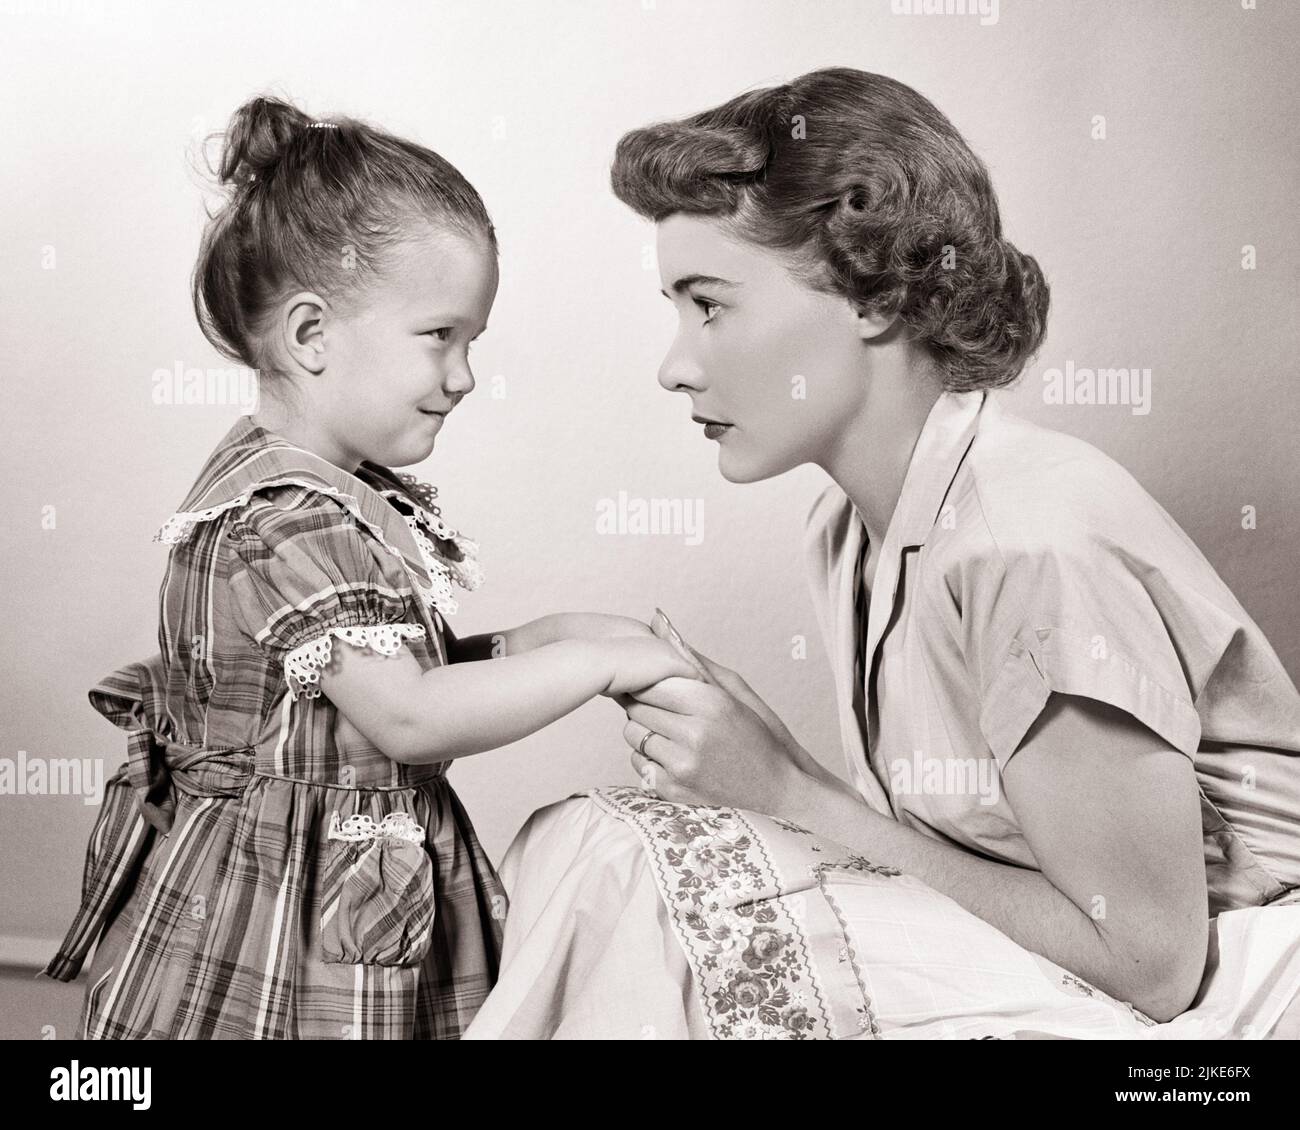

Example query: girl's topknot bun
[215,96,315,190]
[192,92,496,378]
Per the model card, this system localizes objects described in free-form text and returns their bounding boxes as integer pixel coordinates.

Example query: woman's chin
[717,445,784,484]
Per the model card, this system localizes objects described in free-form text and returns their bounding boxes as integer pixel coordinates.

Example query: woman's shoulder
[932,407,1263,680]
[799,414,1159,580]
[946,403,1187,572]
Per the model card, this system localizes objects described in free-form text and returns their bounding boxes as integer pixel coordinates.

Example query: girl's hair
[193,95,496,378]
[610,68,1048,391]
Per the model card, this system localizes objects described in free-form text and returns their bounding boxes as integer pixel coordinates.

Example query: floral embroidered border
[584,785,900,1040]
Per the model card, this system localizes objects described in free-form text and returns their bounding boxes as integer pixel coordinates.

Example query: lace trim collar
[153,417,482,616]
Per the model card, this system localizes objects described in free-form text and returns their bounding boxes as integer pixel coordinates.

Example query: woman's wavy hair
[192,94,496,379]
[611,68,1048,391]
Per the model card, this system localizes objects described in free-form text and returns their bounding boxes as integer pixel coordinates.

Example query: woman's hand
[620,673,822,814]
[671,645,803,759]
[629,632,855,802]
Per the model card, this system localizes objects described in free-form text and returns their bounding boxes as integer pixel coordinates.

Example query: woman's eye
[422,328,453,342]
[693,298,720,324]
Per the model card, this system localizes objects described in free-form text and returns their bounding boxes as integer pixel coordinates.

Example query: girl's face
[654,214,871,483]
[312,225,498,471]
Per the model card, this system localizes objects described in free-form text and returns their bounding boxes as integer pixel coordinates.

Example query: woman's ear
[280,291,329,375]
[851,302,898,343]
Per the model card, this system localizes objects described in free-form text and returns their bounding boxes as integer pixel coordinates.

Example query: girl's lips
[703,422,732,440]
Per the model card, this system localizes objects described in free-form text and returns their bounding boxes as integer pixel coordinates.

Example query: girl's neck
[249,402,363,475]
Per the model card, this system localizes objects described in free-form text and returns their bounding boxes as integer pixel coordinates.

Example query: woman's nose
[657,339,706,393]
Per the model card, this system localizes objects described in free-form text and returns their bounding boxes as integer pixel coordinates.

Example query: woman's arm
[776,694,1208,1022]
[625,677,1208,1022]
[320,631,697,765]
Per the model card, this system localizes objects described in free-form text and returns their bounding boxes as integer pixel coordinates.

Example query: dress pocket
[319,811,436,967]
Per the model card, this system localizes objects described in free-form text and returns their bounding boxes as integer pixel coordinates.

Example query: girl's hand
[549,612,656,643]
[597,637,702,698]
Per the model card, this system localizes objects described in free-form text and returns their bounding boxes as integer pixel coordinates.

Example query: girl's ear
[281,291,329,375]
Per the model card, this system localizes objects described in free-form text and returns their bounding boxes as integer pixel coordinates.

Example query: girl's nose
[445,362,475,397]
[658,339,706,393]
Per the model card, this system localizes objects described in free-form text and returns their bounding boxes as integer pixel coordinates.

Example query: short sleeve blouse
[957,526,1206,769]
[226,484,428,699]
[803,388,1300,913]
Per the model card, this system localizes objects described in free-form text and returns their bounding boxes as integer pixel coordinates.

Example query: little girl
[40,95,697,1039]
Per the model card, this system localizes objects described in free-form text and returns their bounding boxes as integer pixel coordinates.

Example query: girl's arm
[319,631,696,765]
[445,612,654,662]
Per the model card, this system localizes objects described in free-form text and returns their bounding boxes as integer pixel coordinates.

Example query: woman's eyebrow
[659,274,740,299]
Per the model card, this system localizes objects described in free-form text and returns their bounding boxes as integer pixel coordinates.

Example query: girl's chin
[377,433,437,469]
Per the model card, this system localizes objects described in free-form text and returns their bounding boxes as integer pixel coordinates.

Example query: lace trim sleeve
[283,623,427,701]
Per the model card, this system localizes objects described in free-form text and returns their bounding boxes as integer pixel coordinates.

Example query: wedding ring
[636,729,656,756]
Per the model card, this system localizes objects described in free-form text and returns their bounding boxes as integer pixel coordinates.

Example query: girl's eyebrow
[659,274,740,299]
[418,314,489,334]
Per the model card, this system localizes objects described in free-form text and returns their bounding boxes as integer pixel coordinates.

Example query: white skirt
[464,788,1300,1041]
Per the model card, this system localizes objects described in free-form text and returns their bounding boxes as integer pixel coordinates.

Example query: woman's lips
[692,414,733,440]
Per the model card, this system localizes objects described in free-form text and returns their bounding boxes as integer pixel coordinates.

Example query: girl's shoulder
[153,416,346,547]
[152,417,483,612]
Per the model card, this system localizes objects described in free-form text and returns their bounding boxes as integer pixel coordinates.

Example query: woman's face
[655,214,871,483]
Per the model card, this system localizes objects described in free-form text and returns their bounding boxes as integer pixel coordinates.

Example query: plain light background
[2,0,1297,1032]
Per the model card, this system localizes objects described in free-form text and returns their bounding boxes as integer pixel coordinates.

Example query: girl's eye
[693,297,720,324]
[422,328,453,342]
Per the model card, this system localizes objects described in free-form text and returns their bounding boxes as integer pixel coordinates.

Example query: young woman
[465,67,1300,1040]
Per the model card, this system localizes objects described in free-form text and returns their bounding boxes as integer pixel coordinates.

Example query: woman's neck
[820,360,943,549]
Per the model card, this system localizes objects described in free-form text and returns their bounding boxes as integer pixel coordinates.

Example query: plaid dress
[41,415,507,1039]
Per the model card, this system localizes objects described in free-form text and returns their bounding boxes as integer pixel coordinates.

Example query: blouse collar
[853,388,988,552]
[153,414,481,611]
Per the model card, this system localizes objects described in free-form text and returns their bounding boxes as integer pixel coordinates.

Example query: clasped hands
[568,608,840,813]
